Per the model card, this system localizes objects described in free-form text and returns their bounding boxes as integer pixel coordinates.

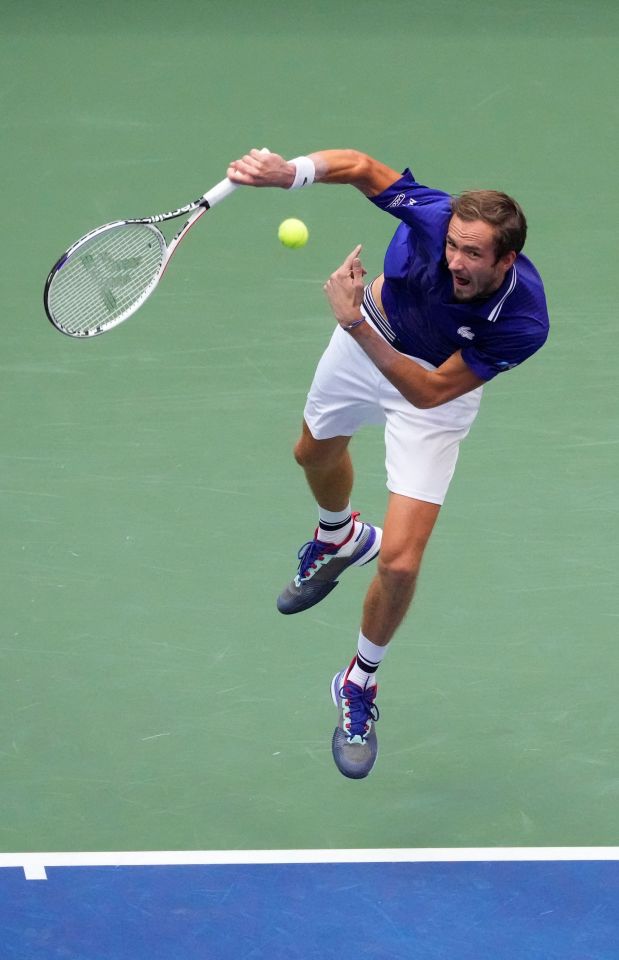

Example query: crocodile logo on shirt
[457,326,475,340]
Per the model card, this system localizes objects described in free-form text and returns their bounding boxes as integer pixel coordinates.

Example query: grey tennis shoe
[276,512,382,615]
[331,662,379,779]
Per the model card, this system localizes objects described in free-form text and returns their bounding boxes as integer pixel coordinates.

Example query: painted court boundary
[1,847,618,881]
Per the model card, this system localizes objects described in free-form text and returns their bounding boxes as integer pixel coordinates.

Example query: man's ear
[501,250,517,270]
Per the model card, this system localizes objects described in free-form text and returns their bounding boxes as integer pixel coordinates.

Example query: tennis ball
[278,218,309,249]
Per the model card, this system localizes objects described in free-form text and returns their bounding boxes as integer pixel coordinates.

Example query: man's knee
[377,557,419,589]
[293,428,349,471]
[293,434,310,466]
[294,434,321,469]
[377,544,424,590]
[377,495,439,591]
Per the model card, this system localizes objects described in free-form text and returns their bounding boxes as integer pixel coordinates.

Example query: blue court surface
[2,849,618,959]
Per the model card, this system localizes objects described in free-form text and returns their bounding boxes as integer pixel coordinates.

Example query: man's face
[445,215,515,301]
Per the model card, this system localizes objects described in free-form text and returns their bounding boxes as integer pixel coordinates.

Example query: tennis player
[227,149,549,779]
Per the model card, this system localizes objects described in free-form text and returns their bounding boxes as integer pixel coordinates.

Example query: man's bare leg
[361,492,440,646]
[293,419,352,511]
[277,420,381,616]
[331,492,440,778]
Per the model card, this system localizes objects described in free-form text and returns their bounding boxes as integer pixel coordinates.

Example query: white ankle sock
[347,632,387,688]
[318,504,353,544]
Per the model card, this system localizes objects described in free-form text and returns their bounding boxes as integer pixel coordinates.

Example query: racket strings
[48,225,165,335]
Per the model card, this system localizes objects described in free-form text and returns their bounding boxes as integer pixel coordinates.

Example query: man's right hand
[227,148,295,188]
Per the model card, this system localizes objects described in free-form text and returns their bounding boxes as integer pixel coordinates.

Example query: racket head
[44,221,167,337]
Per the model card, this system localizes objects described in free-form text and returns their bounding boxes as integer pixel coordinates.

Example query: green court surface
[1,0,618,855]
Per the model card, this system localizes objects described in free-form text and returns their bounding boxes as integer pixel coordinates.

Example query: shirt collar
[483,264,518,322]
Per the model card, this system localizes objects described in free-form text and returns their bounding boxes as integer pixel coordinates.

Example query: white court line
[1,848,619,881]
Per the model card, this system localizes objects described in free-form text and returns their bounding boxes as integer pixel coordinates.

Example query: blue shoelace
[339,681,380,739]
[296,538,336,579]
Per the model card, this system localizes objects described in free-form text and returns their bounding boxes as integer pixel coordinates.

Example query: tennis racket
[44,174,246,338]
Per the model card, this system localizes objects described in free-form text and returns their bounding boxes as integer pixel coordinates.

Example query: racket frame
[44,177,239,338]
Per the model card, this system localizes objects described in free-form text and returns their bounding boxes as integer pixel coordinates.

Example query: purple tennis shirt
[368,169,549,381]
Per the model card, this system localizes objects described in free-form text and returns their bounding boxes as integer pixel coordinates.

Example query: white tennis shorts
[303,322,483,505]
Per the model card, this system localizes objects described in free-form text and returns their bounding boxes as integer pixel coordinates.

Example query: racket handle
[202,178,239,209]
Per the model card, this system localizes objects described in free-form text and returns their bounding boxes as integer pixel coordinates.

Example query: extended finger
[337,244,363,275]
[347,243,363,264]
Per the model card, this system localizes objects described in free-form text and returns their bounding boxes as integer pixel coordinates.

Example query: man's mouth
[453,274,471,289]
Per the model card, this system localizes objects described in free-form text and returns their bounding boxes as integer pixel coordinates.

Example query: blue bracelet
[342,316,366,332]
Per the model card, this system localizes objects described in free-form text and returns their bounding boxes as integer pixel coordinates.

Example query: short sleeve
[461,322,549,381]
[369,169,452,259]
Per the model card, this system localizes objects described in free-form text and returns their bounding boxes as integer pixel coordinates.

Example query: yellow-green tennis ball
[278,218,309,249]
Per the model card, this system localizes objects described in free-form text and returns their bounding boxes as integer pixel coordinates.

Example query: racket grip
[202,178,239,208]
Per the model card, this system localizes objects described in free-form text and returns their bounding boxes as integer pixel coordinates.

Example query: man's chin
[453,283,473,301]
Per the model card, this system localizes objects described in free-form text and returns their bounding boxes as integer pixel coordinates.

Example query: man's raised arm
[227,148,400,197]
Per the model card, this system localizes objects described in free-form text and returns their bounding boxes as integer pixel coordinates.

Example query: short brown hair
[450,190,527,260]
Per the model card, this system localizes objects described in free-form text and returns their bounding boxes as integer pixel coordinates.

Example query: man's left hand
[324,245,367,327]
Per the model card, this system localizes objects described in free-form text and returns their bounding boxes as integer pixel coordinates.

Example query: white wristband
[288,156,315,189]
